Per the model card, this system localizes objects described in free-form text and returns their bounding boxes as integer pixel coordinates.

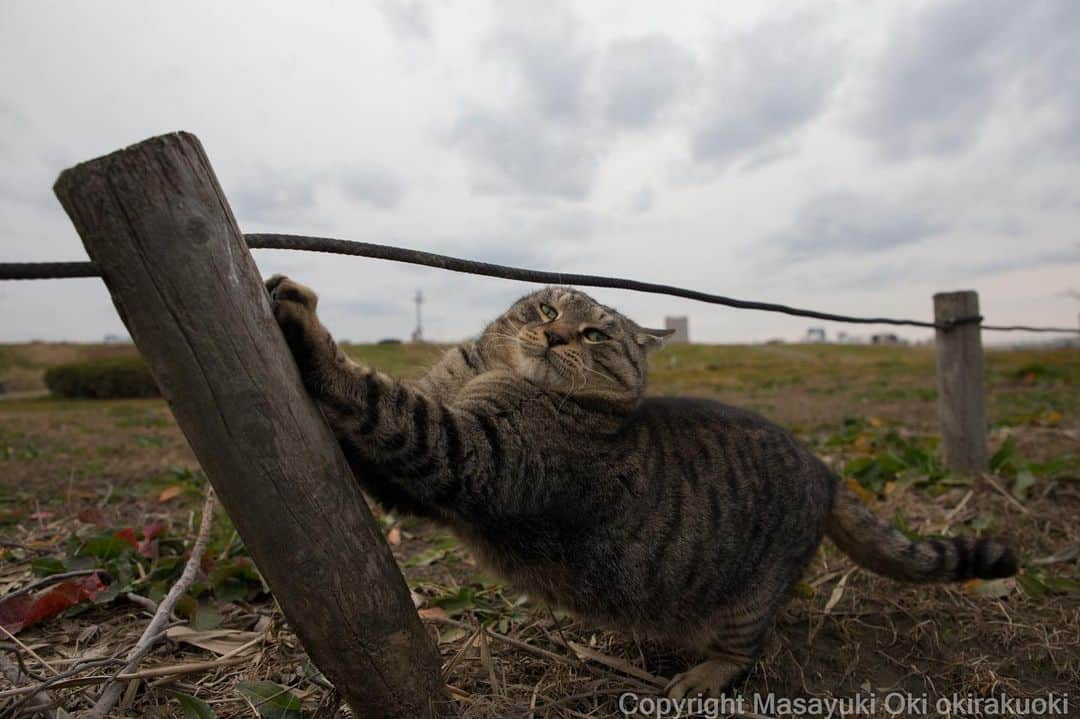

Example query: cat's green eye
[582,328,610,342]
[539,303,558,320]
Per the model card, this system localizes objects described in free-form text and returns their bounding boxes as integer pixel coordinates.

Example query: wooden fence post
[933,290,989,474]
[53,133,449,718]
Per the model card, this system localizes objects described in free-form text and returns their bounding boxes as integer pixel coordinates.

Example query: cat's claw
[265,274,318,312]
[665,658,744,700]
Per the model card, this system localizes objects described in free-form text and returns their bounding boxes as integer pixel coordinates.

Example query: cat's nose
[544,329,568,347]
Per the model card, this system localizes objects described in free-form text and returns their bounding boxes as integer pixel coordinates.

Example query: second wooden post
[933,290,989,474]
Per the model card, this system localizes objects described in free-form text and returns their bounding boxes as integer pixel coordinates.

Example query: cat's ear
[634,327,675,349]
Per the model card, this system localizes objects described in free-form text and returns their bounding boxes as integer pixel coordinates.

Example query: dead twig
[0,655,249,700]
[0,570,99,602]
[84,488,216,719]
[553,638,666,689]
[980,473,1031,515]
[423,615,573,667]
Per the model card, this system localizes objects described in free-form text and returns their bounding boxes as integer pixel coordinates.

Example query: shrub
[44,357,160,399]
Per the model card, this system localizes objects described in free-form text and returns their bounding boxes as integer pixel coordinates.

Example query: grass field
[1,342,1077,717]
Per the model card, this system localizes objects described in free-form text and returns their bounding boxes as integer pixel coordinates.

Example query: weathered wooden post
[933,290,989,473]
[54,133,449,718]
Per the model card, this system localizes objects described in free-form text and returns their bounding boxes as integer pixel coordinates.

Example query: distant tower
[411,289,424,343]
[664,316,689,344]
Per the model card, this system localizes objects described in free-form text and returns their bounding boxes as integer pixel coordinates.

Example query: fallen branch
[0,652,57,718]
[84,488,216,719]
[0,655,249,700]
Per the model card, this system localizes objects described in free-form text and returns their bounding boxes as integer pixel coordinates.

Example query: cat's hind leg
[665,614,770,699]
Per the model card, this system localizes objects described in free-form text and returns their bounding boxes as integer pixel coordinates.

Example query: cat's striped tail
[825,483,1018,582]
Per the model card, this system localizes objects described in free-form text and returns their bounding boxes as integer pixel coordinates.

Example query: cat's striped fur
[266,276,1017,698]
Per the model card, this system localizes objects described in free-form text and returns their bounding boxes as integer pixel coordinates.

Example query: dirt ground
[0,342,1077,718]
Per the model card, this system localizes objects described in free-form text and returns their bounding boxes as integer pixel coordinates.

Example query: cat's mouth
[514,342,578,386]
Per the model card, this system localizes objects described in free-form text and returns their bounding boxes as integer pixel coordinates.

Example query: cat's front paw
[265,275,323,349]
[266,274,318,312]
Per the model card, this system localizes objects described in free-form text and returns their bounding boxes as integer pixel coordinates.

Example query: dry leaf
[158,485,184,503]
[418,607,450,621]
[846,478,876,505]
[387,527,401,545]
[165,626,259,656]
[0,573,105,634]
[77,507,106,526]
[965,577,1015,598]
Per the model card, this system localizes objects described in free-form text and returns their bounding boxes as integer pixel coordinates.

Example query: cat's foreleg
[266,275,491,509]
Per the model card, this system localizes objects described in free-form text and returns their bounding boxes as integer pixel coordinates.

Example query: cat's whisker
[581,364,610,383]
[557,368,578,413]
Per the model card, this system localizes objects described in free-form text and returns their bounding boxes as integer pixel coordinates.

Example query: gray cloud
[448,1,601,200]
[603,35,698,129]
[229,174,317,225]
[430,206,595,267]
[628,186,653,214]
[375,0,432,42]
[450,111,599,201]
[691,13,842,169]
[488,2,592,123]
[858,0,1080,159]
[836,244,1080,293]
[228,165,403,224]
[338,168,403,209]
[968,245,1080,277]
[769,190,944,260]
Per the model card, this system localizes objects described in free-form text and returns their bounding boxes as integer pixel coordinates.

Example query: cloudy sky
[2,0,1078,344]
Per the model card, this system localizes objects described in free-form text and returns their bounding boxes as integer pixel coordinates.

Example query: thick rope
[2,233,1077,333]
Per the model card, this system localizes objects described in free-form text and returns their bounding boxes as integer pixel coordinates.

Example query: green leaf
[1011,470,1036,502]
[990,436,1016,473]
[236,681,303,719]
[174,692,217,719]
[175,593,197,619]
[892,510,919,541]
[31,556,67,576]
[438,625,470,644]
[149,555,184,582]
[191,603,222,631]
[432,587,477,616]
[76,534,135,560]
[1016,573,1048,597]
[209,557,263,603]
[968,514,992,534]
[1026,455,1072,478]
[1039,575,1080,594]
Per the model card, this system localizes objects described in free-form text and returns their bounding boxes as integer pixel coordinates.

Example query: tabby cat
[265,275,1017,698]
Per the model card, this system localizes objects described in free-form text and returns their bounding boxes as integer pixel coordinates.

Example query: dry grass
[1,342,1077,717]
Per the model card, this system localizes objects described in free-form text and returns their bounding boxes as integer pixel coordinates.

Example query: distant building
[871,333,902,345]
[103,334,131,344]
[664,316,689,344]
[805,327,826,343]
[836,331,866,345]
